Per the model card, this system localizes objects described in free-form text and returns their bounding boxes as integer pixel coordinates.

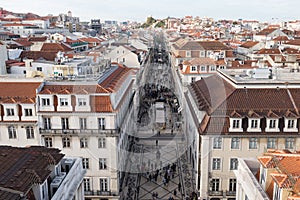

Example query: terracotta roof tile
[0,146,63,197]
[0,82,41,103]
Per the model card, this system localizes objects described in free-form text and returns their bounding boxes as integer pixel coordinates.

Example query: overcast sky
[1,0,299,22]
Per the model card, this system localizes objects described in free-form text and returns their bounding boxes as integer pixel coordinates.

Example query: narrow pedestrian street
[121,32,197,200]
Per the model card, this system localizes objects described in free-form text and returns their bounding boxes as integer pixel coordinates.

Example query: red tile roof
[0,146,63,198]
[240,41,259,48]
[0,82,41,104]
[41,43,72,53]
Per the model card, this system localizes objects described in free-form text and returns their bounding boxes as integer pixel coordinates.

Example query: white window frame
[99,178,109,192]
[43,117,51,129]
[45,137,53,147]
[200,65,206,72]
[80,138,88,148]
[6,108,15,116]
[213,137,222,149]
[98,118,105,130]
[60,98,69,106]
[61,118,69,130]
[26,126,34,139]
[284,118,298,132]
[99,158,107,170]
[98,138,106,148]
[247,118,261,132]
[229,118,242,132]
[285,137,294,149]
[211,178,220,192]
[82,158,89,169]
[78,98,87,106]
[62,137,71,148]
[249,137,258,149]
[212,158,221,170]
[41,98,50,106]
[8,126,17,139]
[229,178,237,192]
[267,138,277,149]
[266,118,279,132]
[230,158,238,170]
[191,66,197,72]
[83,178,91,191]
[231,137,240,149]
[79,118,87,130]
[24,108,33,116]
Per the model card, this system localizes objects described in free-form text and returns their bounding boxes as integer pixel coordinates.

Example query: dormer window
[250,119,258,128]
[60,98,69,106]
[247,118,261,132]
[287,119,295,129]
[6,108,14,116]
[266,118,279,132]
[78,98,87,106]
[284,118,298,132]
[233,119,240,128]
[191,66,197,72]
[269,119,276,128]
[200,66,206,72]
[229,118,243,132]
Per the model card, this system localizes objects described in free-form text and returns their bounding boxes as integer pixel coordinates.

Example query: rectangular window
[61,118,69,130]
[6,108,14,116]
[232,120,240,129]
[191,77,196,83]
[100,178,109,191]
[191,66,196,71]
[60,98,69,106]
[37,67,42,72]
[83,178,91,191]
[98,138,106,148]
[78,98,87,106]
[211,178,220,192]
[201,66,206,71]
[80,138,88,148]
[229,178,237,192]
[26,126,34,139]
[24,108,33,116]
[231,137,240,149]
[249,137,258,149]
[251,119,258,128]
[288,119,295,129]
[45,137,53,147]
[285,138,294,149]
[213,137,222,149]
[98,118,105,130]
[62,137,71,148]
[267,138,277,149]
[99,158,107,170]
[82,158,89,169]
[210,65,216,71]
[79,118,87,130]
[269,119,276,129]
[212,158,221,170]
[186,51,191,57]
[43,117,51,129]
[230,158,238,170]
[8,126,17,139]
[41,98,50,106]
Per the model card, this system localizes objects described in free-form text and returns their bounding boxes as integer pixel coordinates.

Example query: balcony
[226,190,236,196]
[84,190,119,197]
[39,128,119,137]
[208,190,223,196]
